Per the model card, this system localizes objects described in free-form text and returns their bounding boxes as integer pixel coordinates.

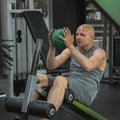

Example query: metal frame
[92,0,120,82]
[0,0,53,97]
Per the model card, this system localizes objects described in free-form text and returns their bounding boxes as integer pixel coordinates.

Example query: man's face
[76,26,93,48]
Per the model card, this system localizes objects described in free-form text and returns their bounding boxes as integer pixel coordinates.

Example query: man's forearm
[46,47,56,69]
[68,45,92,71]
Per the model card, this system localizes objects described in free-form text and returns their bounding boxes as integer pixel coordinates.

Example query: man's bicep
[90,49,106,67]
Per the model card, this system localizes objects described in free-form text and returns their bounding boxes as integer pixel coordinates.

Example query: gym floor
[0,82,120,120]
[90,82,120,120]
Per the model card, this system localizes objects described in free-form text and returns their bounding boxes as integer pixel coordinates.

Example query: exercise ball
[52,29,66,49]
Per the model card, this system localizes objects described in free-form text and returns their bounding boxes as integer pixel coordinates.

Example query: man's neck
[81,44,93,52]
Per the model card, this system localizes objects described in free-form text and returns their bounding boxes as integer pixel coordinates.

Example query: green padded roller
[52,29,66,49]
[72,100,108,120]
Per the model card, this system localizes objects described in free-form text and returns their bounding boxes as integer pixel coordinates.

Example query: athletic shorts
[47,74,97,106]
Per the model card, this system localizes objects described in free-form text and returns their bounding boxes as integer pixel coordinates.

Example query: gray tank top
[69,46,104,89]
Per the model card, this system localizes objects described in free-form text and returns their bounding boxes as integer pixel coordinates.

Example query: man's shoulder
[93,45,105,52]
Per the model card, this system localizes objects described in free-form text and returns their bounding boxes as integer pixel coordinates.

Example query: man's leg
[38,76,68,120]
[47,76,68,110]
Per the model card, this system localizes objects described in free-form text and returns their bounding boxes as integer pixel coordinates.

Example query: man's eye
[80,33,85,36]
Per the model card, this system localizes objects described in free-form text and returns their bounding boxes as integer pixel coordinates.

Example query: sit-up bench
[5,11,108,120]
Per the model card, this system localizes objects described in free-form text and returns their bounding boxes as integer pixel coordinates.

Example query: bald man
[36,24,106,120]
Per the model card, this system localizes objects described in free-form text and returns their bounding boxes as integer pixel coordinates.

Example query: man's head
[76,24,95,50]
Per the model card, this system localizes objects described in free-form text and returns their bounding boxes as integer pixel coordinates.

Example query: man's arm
[46,48,70,70]
[59,27,106,72]
[68,45,106,72]
[46,28,71,70]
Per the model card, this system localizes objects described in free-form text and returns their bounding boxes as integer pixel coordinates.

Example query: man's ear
[91,35,94,40]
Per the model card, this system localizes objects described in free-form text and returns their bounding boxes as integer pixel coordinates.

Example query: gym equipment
[28,100,55,118]
[72,100,108,120]
[5,39,56,119]
[5,98,23,113]
[22,11,108,120]
[64,89,74,104]
[52,29,66,49]
[16,30,22,43]
[5,98,56,119]
[22,11,70,74]
[94,0,120,28]
[92,0,120,82]
[5,11,108,120]
[0,92,6,100]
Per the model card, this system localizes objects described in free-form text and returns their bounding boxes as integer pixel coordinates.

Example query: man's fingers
[63,27,71,36]
[48,28,54,39]
[66,27,71,34]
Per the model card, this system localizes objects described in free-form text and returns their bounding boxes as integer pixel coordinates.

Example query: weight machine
[5,10,108,120]
[0,0,108,119]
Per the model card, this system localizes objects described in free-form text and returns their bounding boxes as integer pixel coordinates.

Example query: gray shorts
[66,75,98,106]
[47,74,97,106]
[47,74,56,87]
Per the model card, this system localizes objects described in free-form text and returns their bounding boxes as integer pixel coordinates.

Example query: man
[15,24,106,120]
[36,24,106,119]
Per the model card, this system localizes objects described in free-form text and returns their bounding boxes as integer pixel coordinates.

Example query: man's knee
[53,76,68,88]
[37,73,47,80]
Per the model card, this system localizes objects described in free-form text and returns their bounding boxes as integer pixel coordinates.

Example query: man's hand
[59,27,74,48]
[48,28,56,48]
